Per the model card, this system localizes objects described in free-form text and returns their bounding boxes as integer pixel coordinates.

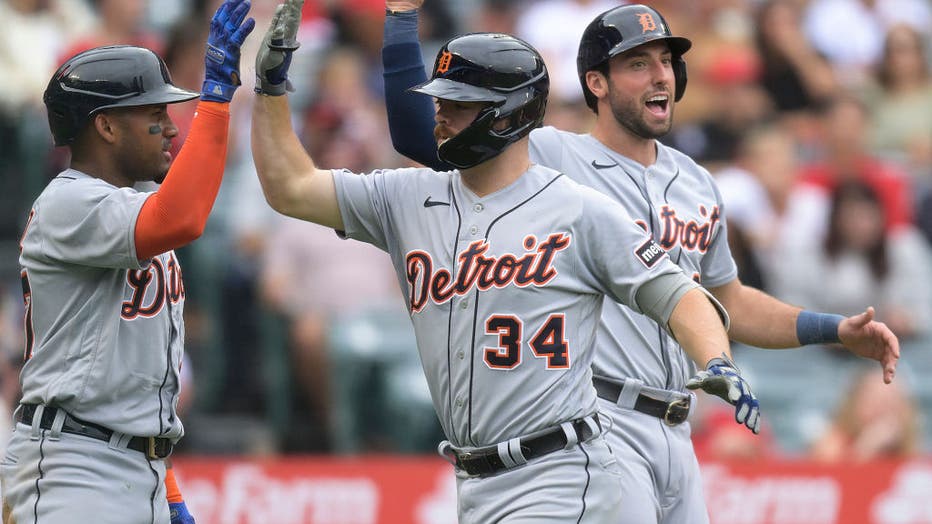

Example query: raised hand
[202,0,256,103]
[839,307,900,384]
[687,353,761,434]
[255,0,304,96]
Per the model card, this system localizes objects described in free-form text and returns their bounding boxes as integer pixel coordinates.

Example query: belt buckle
[663,398,690,426]
[146,437,172,460]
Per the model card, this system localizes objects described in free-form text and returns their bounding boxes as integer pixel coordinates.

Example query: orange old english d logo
[638,12,657,33]
[437,51,453,74]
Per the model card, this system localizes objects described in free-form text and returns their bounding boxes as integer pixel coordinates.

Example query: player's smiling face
[433,99,486,147]
[603,41,676,139]
[111,104,178,184]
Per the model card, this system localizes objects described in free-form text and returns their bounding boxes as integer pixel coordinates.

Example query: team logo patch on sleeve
[635,239,667,268]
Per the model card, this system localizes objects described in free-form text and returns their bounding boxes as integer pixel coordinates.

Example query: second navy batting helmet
[410,33,549,169]
[577,4,692,110]
[44,45,200,146]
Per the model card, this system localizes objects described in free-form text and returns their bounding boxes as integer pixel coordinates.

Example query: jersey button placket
[469,225,479,236]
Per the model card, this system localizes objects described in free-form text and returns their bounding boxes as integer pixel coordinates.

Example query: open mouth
[645,94,670,117]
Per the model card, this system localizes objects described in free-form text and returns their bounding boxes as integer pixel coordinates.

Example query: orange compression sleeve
[135,101,230,260]
[165,465,184,504]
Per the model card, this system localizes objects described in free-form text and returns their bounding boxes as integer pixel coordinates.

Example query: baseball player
[252,1,758,522]
[381,2,901,523]
[0,2,255,523]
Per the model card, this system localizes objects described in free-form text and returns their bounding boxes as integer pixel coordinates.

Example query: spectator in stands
[62,0,162,59]
[795,94,915,239]
[752,0,837,146]
[753,0,837,114]
[862,24,932,179]
[714,124,801,291]
[0,0,94,115]
[810,365,922,462]
[259,218,399,452]
[802,0,931,87]
[772,181,932,342]
[514,0,618,107]
[0,0,96,240]
[668,47,773,173]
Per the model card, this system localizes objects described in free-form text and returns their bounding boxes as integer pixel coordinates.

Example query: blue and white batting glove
[202,0,256,103]
[686,353,761,434]
[169,501,195,524]
[255,0,304,95]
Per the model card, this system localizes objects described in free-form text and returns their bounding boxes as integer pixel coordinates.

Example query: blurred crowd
[0,0,930,463]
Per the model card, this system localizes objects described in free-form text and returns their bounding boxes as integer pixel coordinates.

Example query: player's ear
[92,112,120,144]
[585,70,609,101]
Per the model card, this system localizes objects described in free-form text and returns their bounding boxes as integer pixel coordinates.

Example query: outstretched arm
[383,1,451,169]
[252,0,342,229]
[710,279,899,383]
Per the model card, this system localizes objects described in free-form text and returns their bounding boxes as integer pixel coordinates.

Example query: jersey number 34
[484,314,569,370]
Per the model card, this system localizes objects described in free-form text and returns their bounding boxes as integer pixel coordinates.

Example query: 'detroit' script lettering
[405,233,571,312]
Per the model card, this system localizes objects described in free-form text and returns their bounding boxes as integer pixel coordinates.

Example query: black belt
[20,404,173,460]
[448,416,601,477]
[593,377,691,426]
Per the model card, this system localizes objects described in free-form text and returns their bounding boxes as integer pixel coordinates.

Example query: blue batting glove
[202,0,256,102]
[686,353,761,434]
[169,501,195,524]
[255,0,304,95]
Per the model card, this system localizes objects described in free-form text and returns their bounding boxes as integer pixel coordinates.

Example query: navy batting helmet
[44,45,199,146]
[410,33,549,169]
[577,4,692,110]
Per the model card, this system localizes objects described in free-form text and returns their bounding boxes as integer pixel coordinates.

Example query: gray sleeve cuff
[635,274,730,334]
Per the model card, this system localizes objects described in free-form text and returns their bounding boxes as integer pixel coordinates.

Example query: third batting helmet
[577,4,692,110]
[410,33,549,169]
[44,45,200,146]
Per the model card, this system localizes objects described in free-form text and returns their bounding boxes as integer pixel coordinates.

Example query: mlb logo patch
[635,239,666,268]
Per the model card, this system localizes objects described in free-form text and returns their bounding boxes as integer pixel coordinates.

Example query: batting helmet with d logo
[577,4,692,110]
[410,33,549,169]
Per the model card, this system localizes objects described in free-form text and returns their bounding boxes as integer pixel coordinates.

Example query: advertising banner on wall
[172,456,932,524]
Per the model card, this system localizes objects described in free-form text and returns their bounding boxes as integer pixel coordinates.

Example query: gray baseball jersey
[17,170,185,439]
[333,162,700,521]
[530,127,738,390]
[529,126,737,523]
[333,163,686,448]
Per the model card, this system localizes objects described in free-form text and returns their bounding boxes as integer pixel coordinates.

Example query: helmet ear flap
[673,56,687,102]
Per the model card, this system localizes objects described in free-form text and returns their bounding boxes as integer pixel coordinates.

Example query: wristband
[796,310,844,345]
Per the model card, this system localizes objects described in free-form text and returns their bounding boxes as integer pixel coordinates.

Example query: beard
[607,86,673,140]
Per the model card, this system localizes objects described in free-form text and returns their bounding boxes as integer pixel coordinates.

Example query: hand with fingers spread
[202,0,256,103]
[256,0,304,96]
[687,353,761,434]
[838,307,900,385]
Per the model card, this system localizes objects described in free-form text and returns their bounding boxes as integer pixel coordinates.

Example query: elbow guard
[635,273,730,334]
